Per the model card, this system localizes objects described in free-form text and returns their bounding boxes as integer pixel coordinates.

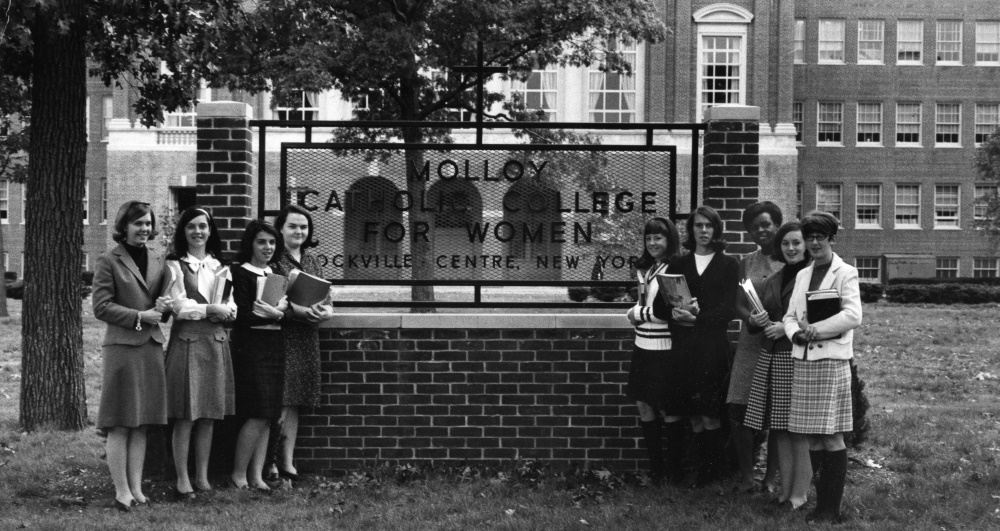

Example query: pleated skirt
[744,348,794,431]
[788,358,853,435]
[164,319,235,421]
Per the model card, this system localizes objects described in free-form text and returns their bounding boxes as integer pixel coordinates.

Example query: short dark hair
[635,217,681,271]
[170,206,223,260]
[800,210,840,239]
[770,221,811,263]
[742,201,783,232]
[112,201,157,243]
[234,220,284,266]
[683,205,727,252]
[274,204,319,249]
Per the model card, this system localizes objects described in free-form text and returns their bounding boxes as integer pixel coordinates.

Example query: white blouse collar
[240,262,272,276]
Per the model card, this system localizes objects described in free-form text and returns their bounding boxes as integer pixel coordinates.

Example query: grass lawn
[1,299,999,530]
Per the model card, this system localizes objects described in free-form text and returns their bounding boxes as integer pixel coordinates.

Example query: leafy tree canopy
[974,126,1000,248]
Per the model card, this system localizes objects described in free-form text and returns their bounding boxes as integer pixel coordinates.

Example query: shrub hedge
[885,283,1000,304]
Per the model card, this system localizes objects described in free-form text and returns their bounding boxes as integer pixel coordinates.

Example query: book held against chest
[805,289,843,339]
[286,269,333,307]
[257,274,288,307]
[655,273,693,307]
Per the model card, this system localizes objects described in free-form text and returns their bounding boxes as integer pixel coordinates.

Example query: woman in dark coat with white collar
[92,201,168,511]
[664,205,739,487]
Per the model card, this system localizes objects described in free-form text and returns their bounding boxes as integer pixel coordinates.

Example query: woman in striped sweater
[626,217,681,484]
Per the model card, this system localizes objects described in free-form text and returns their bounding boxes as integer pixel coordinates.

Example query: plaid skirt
[788,358,853,435]
[743,348,794,431]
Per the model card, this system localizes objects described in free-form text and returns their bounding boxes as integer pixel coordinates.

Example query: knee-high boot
[640,420,664,482]
[663,422,685,484]
[808,450,826,517]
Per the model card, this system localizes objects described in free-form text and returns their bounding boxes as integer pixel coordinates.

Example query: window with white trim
[935,103,961,145]
[855,257,881,282]
[936,21,963,64]
[936,257,958,279]
[858,20,884,63]
[0,180,7,224]
[975,184,997,222]
[513,67,558,121]
[816,184,842,221]
[696,35,743,121]
[82,181,89,225]
[975,103,999,144]
[973,257,999,278]
[792,102,803,143]
[975,21,1000,65]
[895,184,921,228]
[896,103,922,146]
[817,102,843,144]
[589,40,637,123]
[101,95,113,141]
[857,103,882,144]
[934,185,960,228]
[897,20,924,64]
[101,179,108,224]
[82,253,89,272]
[818,19,845,63]
[275,91,319,121]
[164,107,196,127]
[856,184,881,228]
[796,182,803,219]
[794,20,805,63]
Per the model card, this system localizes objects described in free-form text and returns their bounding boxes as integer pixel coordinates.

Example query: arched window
[502,181,562,280]
[342,176,403,280]
[426,179,483,280]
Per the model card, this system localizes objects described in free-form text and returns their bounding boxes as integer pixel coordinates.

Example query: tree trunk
[400,80,435,310]
[20,1,88,431]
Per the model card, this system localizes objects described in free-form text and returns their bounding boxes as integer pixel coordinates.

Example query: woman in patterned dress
[744,221,812,509]
[161,207,235,498]
[271,204,334,480]
[782,211,862,523]
[728,202,784,492]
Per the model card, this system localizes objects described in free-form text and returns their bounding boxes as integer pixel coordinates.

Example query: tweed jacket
[782,253,862,361]
[748,265,798,352]
[92,243,166,347]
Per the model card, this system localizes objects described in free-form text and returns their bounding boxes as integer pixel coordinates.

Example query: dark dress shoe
[228,478,249,490]
[173,488,196,502]
[277,468,299,481]
[113,499,133,513]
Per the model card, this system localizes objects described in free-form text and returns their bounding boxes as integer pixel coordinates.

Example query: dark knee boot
[663,421,685,484]
[694,429,724,488]
[808,450,826,517]
[820,449,848,522]
[640,420,664,483]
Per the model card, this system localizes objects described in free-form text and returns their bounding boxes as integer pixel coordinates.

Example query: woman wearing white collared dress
[782,211,862,524]
[162,207,236,498]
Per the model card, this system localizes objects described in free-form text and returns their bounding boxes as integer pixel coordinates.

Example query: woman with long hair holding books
[728,202,784,493]
[781,211,862,523]
[92,200,168,511]
[161,207,236,499]
[625,217,681,483]
[743,221,812,510]
[665,205,739,487]
[269,204,334,481]
[229,221,288,490]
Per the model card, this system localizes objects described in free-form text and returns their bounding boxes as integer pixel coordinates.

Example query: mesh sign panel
[282,143,676,282]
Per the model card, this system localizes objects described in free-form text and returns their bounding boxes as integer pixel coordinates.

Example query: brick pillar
[703,105,760,256]
[195,101,254,256]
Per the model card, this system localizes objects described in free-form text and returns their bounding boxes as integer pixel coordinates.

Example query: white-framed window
[816,184,842,221]
[936,257,959,279]
[857,103,882,145]
[936,21,963,64]
[792,102,803,143]
[796,182,803,219]
[975,184,997,222]
[935,103,961,146]
[895,184,921,228]
[897,20,924,64]
[975,21,1000,65]
[973,257,999,278]
[818,19,845,63]
[794,20,806,63]
[896,103,922,146]
[934,185,960,228]
[858,20,885,64]
[164,107,196,127]
[275,91,319,121]
[695,34,744,121]
[855,257,881,282]
[101,179,108,224]
[82,181,89,225]
[101,95,113,141]
[589,39,638,123]
[975,103,1000,144]
[817,102,843,144]
[513,67,558,121]
[0,180,7,224]
[82,253,89,272]
[856,184,882,228]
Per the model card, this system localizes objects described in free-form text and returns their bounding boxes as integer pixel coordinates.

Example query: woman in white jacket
[782,211,862,524]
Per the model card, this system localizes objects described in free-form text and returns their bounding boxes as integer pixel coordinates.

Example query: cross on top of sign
[450,41,509,144]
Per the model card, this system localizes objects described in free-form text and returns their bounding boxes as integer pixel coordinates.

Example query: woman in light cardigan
[782,211,862,524]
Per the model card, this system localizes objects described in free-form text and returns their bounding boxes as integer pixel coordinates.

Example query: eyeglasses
[804,234,829,242]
